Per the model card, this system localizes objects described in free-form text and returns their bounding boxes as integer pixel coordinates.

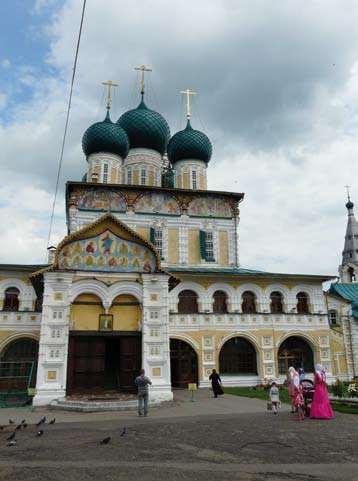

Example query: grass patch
[224,386,291,404]
[330,402,358,415]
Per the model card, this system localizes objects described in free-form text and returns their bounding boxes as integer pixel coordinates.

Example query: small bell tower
[339,186,358,282]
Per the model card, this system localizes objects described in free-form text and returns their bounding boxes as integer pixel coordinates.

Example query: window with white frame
[103,163,109,183]
[127,169,132,185]
[328,310,339,326]
[205,231,214,261]
[191,170,197,189]
[154,228,163,258]
[140,168,147,185]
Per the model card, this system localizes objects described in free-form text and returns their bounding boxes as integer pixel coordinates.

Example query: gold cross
[345,184,351,200]
[102,80,118,111]
[180,89,196,119]
[134,65,152,95]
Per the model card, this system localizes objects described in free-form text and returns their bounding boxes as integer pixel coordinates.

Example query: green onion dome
[117,97,170,155]
[82,112,129,158]
[167,120,212,164]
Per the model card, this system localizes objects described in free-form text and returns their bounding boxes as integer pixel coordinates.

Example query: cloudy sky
[0,0,357,276]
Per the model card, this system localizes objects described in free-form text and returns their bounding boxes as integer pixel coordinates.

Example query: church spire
[339,189,358,282]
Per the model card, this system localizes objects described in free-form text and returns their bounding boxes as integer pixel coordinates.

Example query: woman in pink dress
[310,364,334,419]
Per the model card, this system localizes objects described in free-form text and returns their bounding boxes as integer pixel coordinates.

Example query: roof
[329,283,358,317]
[0,264,48,272]
[167,266,335,282]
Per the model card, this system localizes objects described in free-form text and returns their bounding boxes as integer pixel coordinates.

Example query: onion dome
[117,97,170,155]
[346,200,354,210]
[167,120,212,164]
[82,112,129,158]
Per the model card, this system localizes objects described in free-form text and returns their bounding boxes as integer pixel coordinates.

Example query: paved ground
[0,389,357,481]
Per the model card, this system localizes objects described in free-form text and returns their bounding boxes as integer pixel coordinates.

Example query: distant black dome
[346,200,354,210]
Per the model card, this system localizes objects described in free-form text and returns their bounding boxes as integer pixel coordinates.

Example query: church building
[0,72,354,406]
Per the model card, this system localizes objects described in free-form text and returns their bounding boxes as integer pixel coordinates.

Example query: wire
[46,0,87,256]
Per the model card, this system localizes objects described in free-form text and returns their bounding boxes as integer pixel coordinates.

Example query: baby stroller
[301,379,315,416]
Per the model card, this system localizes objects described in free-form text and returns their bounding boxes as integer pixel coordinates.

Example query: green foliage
[331,379,344,397]
[224,386,292,404]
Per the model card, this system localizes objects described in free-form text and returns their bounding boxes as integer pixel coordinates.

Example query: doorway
[170,338,198,388]
[67,334,141,394]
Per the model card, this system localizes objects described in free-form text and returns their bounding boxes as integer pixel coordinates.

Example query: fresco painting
[58,230,156,272]
[188,197,232,217]
[78,190,126,211]
[135,192,180,215]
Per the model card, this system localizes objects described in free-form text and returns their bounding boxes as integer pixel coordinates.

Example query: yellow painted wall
[188,230,200,264]
[148,171,154,186]
[176,174,182,188]
[109,295,141,331]
[133,171,139,185]
[136,227,150,240]
[110,167,117,183]
[183,172,190,189]
[199,173,207,190]
[218,231,228,265]
[168,229,179,264]
[70,293,104,331]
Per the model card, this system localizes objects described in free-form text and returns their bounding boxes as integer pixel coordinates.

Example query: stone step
[50,398,159,412]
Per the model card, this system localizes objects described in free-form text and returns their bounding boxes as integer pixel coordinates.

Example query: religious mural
[78,190,126,212]
[134,192,180,215]
[57,230,156,272]
[188,197,232,218]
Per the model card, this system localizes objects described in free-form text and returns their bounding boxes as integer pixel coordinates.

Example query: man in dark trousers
[135,369,152,417]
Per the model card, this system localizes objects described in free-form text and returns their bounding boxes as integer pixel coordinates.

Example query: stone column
[141,274,173,403]
[33,271,73,406]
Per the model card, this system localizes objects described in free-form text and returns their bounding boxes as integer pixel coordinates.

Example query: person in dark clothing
[209,369,223,398]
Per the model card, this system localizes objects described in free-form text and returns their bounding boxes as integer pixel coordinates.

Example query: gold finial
[134,65,152,95]
[102,80,118,111]
[345,184,351,201]
[180,89,196,119]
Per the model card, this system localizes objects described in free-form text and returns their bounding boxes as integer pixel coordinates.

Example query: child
[294,383,305,421]
[269,381,280,414]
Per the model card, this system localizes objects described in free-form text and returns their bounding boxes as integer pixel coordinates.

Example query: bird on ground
[8,419,14,424]
[6,431,16,441]
[49,418,56,425]
[0,426,4,430]
[36,416,46,426]
[22,423,28,428]
[7,440,17,447]
[36,430,44,437]
[120,428,127,437]
[100,436,111,445]
[21,419,26,425]
[15,425,22,431]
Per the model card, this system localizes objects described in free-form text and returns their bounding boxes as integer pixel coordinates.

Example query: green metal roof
[82,111,129,158]
[167,119,212,164]
[168,266,334,281]
[117,97,170,155]
[329,283,358,318]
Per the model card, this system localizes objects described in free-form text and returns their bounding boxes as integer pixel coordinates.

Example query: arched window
[3,287,20,311]
[241,291,256,314]
[296,292,309,314]
[219,337,258,374]
[278,336,314,374]
[348,267,356,282]
[213,290,228,313]
[178,290,199,314]
[270,291,283,314]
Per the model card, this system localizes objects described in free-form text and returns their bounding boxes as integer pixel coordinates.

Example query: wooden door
[170,339,198,388]
[67,337,105,393]
[119,336,141,392]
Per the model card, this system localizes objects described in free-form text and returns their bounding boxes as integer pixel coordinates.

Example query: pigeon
[21,419,26,425]
[0,426,4,430]
[36,416,46,427]
[36,430,44,437]
[49,418,56,425]
[9,419,15,424]
[100,436,111,445]
[15,425,22,431]
[22,423,28,429]
[7,440,17,447]
[120,428,127,437]
[7,431,16,441]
